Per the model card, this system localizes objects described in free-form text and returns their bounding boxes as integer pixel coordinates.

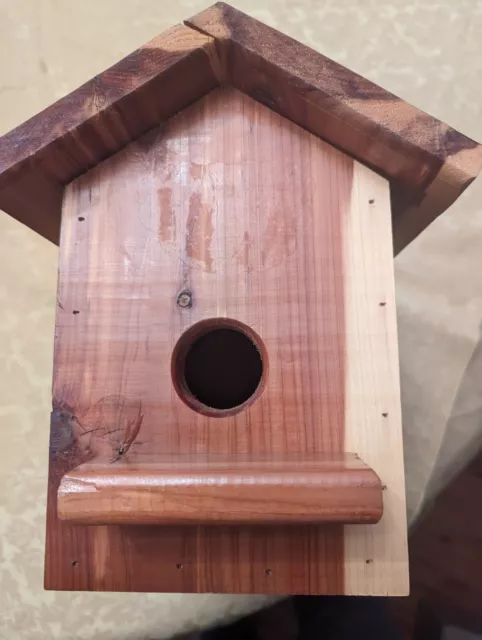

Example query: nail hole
[369,199,375,204]
[379,302,386,307]
[176,563,183,570]
[365,559,373,564]
[382,484,387,491]
[265,568,272,576]
[78,216,85,222]
[72,310,80,315]
[71,560,78,567]
[382,412,388,418]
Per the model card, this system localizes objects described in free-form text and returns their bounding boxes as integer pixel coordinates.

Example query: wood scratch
[110,403,144,463]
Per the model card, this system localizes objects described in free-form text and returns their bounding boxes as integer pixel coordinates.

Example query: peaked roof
[1,3,481,251]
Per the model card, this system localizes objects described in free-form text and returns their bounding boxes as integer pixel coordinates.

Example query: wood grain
[186,3,482,253]
[343,160,408,595]
[1,4,480,249]
[58,453,383,525]
[47,87,407,594]
[0,24,218,242]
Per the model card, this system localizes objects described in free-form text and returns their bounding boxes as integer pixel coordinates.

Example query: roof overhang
[1,2,481,251]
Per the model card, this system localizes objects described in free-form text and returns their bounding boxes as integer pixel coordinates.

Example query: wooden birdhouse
[1,3,481,596]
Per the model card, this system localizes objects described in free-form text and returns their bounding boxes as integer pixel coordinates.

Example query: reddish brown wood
[46,87,352,594]
[0,24,218,242]
[46,86,407,595]
[57,453,383,525]
[185,3,482,252]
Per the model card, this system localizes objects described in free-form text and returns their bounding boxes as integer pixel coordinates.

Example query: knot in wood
[177,290,193,309]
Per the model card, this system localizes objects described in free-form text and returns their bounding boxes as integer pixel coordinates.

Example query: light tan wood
[48,86,407,594]
[343,163,409,595]
[58,453,383,525]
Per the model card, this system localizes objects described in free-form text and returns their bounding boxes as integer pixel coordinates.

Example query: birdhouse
[1,3,481,596]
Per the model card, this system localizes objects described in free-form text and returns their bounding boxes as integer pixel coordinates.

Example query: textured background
[0,1,481,638]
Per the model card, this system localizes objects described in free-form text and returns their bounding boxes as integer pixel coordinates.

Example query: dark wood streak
[49,409,75,458]
[0,4,480,249]
[45,406,93,590]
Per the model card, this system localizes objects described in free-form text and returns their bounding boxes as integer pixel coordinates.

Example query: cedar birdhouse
[1,4,481,596]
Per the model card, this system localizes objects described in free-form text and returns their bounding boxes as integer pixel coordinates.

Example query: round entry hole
[172,319,267,417]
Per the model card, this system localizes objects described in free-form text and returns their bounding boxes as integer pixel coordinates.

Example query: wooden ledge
[58,453,383,526]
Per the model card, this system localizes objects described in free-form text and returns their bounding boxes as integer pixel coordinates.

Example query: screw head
[177,290,192,309]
